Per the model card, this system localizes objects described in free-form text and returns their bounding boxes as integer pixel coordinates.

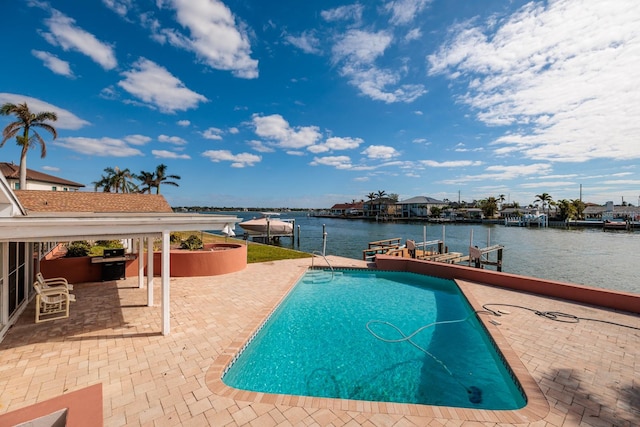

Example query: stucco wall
[151,243,247,277]
[39,243,247,283]
[374,255,640,314]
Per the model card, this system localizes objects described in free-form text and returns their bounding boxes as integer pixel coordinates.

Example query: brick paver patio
[0,256,638,426]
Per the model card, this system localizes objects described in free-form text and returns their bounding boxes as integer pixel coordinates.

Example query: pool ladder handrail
[311,251,334,280]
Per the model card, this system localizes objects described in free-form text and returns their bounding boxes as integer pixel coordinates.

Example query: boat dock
[363,236,504,271]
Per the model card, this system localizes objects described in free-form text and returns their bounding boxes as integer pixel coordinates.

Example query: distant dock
[363,236,504,271]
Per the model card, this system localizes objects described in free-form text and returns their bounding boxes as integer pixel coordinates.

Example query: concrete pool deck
[0,256,638,426]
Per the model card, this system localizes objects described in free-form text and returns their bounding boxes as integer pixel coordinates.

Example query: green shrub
[170,232,182,244]
[66,241,91,258]
[180,234,203,250]
[95,240,122,248]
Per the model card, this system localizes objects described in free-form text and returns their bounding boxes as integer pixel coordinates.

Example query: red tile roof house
[0,161,85,191]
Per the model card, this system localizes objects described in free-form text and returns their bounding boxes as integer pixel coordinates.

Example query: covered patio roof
[0,211,239,242]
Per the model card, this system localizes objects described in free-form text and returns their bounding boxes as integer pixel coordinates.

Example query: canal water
[213,211,640,294]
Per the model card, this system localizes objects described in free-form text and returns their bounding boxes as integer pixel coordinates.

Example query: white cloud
[31,50,74,77]
[520,181,575,189]
[361,145,400,159]
[421,160,482,167]
[124,134,151,145]
[177,119,190,127]
[202,149,261,167]
[117,58,207,113]
[0,93,89,130]
[153,0,258,79]
[229,127,239,134]
[384,0,431,25]
[428,0,640,162]
[285,31,321,54]
[102,0,132,17]
[332,30,426,103]
[201,127,223,140]
[41,165,60,172]
[321,4,364,23]
[252,114,322,149]
[333,30,391,64]
[152,149,190,159]
[54,137,143,156]
[248,140,275,153]
[310,155,353,169]
[158,134,187,145]
[41,9,117,70]
[405,28,422,42]
[440,163,553,185]
[309,136,364,153]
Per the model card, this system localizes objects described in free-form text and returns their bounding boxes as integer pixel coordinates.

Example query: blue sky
[1,0,639,208]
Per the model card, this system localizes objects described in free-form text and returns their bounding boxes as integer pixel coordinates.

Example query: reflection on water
[214,212,640,294]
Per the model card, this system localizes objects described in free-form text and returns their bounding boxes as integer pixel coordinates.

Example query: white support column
[146,237,154,307]
[1,242,8,326]
[137,237,144,289]
[161,230,170,336]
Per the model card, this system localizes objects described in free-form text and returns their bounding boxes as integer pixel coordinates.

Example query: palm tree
[1,102,58,190]
[366,192,376,217]
[535,192,553,216]
[152,163,180,194]
[137,170,155,194]
[94,167,138,193]
[93,173,114,192]
[375,190,387,216]
[480,197,498,218]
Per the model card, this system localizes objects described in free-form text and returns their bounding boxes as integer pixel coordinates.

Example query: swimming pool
[222,269,526,409]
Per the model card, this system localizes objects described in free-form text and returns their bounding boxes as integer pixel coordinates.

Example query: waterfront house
[395,196,446,218]
[0,162,84,191]
[363,197,398,218]
[329,201,364,216]
[584,201,640,221]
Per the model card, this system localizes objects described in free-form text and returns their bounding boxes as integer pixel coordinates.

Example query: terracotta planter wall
[151,243,247,277]
[39,243,247,283]
[40,256,141,284]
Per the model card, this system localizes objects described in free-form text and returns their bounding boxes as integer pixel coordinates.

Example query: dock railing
[362,237,402,261]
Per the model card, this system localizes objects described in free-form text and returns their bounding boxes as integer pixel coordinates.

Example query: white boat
[238,213,294,236]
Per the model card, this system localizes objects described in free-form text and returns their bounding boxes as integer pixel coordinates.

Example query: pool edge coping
[205,266,550,424]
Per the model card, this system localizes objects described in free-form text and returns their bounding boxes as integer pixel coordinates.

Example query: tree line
[92,164,180,194]
[1,101,179,194]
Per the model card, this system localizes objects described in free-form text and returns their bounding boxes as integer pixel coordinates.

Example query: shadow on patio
[0,280,161,350]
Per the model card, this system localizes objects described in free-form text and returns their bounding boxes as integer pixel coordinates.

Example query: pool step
[303,270,342,283]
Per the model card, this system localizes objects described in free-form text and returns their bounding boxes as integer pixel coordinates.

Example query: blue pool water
[223,269,526,409]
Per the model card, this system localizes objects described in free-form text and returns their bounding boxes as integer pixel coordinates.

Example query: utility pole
[579,184,582,202]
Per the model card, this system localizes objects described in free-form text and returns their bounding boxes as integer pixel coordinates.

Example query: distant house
[395,196,446,218]
[363,197,398,217]
[0,162,84,191]
[329,202,364,216]
[584,201,640,221]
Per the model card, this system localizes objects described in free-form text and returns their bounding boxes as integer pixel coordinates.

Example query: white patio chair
[36,272,74,291]
[34,283,75,323]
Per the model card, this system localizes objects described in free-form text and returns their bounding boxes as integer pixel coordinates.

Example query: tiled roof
[398,196,445,204]
[14,190,173,213]
[0,162,85,187]
[330,202,364,210]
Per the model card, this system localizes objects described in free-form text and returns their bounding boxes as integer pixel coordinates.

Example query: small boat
[238,212,294,236]
[603,219,629,230]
